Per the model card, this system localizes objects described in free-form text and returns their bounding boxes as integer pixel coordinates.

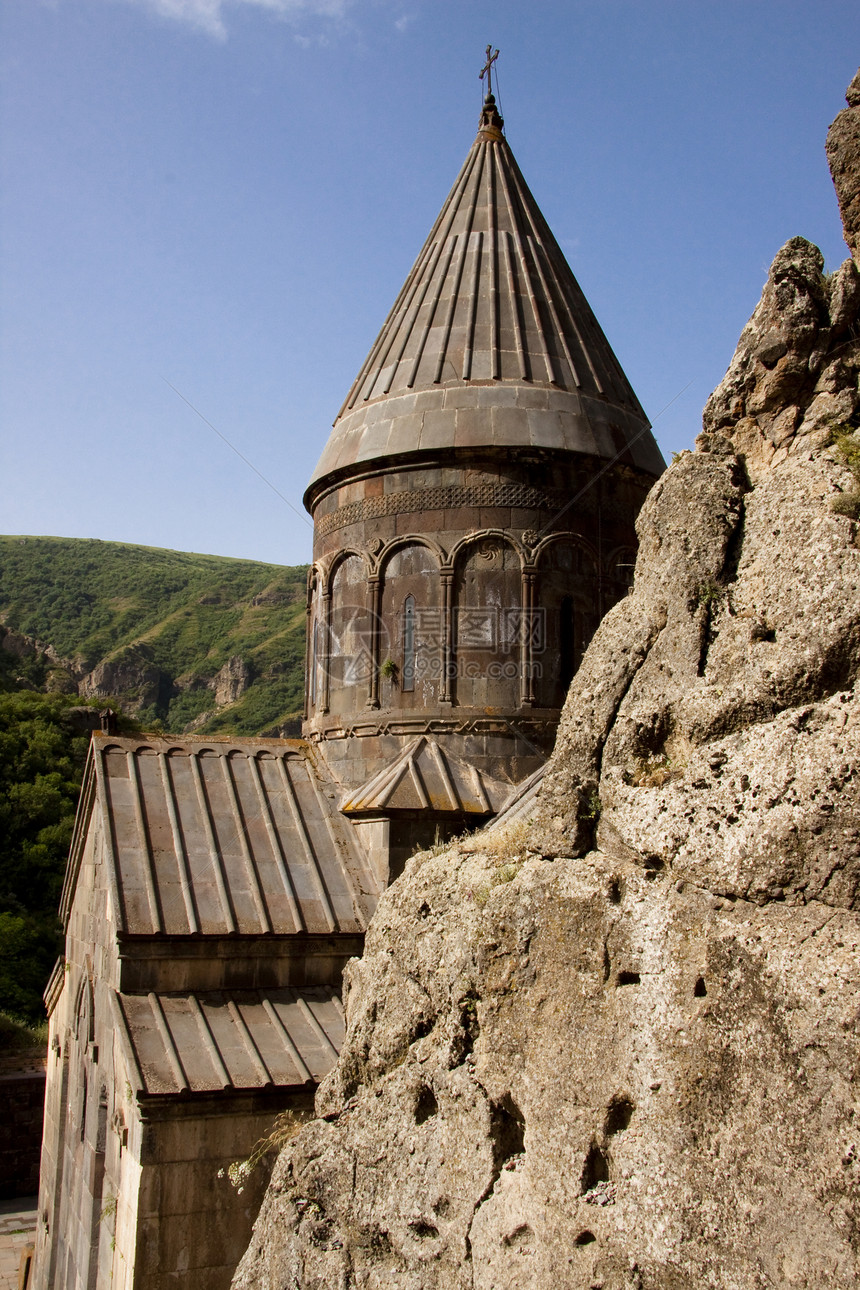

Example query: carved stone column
[520,569,537,707]
[366,575,382,709]
[304,573,315,719]
[440,571,454,705]
[320,588,331,715]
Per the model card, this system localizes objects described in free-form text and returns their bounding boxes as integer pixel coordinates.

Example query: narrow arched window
[402,596,415,692]
[80,1068,88,1142]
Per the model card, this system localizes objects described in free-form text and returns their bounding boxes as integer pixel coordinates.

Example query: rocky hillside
[234,73,860,1289]
[0,537,308,734]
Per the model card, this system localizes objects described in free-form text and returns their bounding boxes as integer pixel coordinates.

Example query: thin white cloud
[118,0,354,40]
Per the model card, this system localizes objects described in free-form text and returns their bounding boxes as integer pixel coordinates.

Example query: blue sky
[1,0,858,566]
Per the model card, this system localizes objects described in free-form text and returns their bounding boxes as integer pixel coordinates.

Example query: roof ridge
[330,130,644,410]
[307,115,664,498]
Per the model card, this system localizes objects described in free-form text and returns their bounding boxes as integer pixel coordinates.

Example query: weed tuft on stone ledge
[218,1109,311,1193]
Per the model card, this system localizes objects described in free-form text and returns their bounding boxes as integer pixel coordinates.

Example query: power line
[163,379,312,529]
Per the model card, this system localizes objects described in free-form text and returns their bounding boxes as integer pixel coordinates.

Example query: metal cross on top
[480,45,499,97]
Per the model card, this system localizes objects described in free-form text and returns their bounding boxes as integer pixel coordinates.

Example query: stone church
[32,85,664,1290]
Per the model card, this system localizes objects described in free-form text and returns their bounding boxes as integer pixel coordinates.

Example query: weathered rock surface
[211,654,252,706]
[75,649,251,717]
[827,70,860,265]
[234,73,860,1290]
[0,623,80,691]
[698,236,859,478]
[78,645,167,712]
[0,624,44,661]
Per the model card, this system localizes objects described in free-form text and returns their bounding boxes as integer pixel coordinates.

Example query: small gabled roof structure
[306,93,664,505]
[61,734,380,938]
[487,763,547,831]
[339,735,510,817]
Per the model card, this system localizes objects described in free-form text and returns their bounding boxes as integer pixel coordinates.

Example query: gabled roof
[339,735,510,816]
[306,95,664,502]
[486,763,547,831]
[113,986,343,1096]
[63,734,380,937]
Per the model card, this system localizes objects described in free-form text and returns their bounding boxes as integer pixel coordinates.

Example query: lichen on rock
[234,70,860,1290]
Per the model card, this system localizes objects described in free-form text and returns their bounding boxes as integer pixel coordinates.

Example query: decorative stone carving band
[315,482,567,537]
[305,713,560,742]
[311,532,634,597]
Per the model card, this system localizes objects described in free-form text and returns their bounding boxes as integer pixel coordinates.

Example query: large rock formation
[211,654,252,706]
[827,69,860,264]
[234,74,860,1289]
[78,644,168,712]
[0,623,81,693]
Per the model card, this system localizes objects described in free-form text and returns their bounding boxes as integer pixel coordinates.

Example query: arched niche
[452,534,522,710]
[72,970,95,1157]
[533,536,600,708]
[324,548,371,597]
[379,534,446,569]
[327,552,373,717]
[379,540,442,709]
[73,967,94,1046]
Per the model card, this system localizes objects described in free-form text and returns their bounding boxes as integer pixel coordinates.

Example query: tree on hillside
[0,692,99,1022]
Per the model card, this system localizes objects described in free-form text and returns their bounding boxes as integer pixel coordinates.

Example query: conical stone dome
[303,94,664,821]
[305,94,663,507]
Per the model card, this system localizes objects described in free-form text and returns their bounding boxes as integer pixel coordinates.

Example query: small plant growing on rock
[472,883,491,908]
[630,732,691,788]
[466,822,531,905]
[412,825,468,860]
[631,755,683,788]
[830,429,860,519]
[379,658,398,680]
[694,580,725,610]
[488,819,530,864]
[492,862,521,886]
[830,493,860,518]
[100,1194,121,1254]
[218,1109,310,1192]
[427,826,450,857]
[578,791,602,823]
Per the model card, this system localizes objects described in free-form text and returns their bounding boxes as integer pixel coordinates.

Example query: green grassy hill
[0,536,309,735]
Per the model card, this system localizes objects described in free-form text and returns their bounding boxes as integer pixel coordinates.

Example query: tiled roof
[339,735,510,816]
[114,987,343,1096]
[307,98,664,499]
[68,735,379,937]
[487,763,547,831]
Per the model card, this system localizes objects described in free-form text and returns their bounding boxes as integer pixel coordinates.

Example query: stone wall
[305,454,651,789]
